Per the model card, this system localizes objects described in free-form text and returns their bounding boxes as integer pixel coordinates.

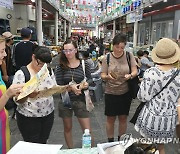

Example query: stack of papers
[7,141,63,154]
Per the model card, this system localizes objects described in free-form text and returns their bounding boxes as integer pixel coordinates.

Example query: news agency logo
[120,134,180,145]
[134,137,180,144]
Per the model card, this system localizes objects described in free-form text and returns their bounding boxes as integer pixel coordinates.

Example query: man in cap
[1,31,14,85]
[12,27,35,71]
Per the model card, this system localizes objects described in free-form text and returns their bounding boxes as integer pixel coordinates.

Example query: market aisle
[9,95,179,153]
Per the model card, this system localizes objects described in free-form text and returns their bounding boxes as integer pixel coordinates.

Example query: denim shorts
[58,100,90,118]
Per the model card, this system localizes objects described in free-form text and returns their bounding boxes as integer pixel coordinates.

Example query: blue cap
[21,27,32,37]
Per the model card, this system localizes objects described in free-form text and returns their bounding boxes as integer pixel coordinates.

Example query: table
[58,147,97,154]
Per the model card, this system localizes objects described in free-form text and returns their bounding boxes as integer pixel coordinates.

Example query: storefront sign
[126,9,143,23]
[0,0,13,10]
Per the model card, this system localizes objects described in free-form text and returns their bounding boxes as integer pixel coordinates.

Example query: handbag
[126,52,140,99]
[130,69,179,125]
[82,60,94,112]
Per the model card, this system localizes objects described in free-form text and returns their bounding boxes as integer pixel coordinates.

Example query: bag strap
[150,69,179,101]
[47,67,52,76]
[20,66,31,82]
[126,52,131,74]
[106,53,110,67]
[81,60,87,81]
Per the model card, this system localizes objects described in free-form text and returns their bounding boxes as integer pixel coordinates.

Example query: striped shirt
[55,60,92,101]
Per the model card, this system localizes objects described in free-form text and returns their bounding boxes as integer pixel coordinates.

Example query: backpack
[20,66,52,82]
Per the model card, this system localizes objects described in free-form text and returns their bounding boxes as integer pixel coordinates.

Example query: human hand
[6,84,24,98]
[70,84,81,95]
[79,81,89,90]
[28,91,39,98]
[2,75,8,82]
[124,74,132,80]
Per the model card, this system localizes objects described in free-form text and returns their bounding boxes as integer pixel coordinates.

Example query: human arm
[0,84,24,111]
[100,54,117,81]
[1,60,8,82]
[178,105,180,124]
[12,70,39,104]
[177,98,180,124]
[124,52,138,80]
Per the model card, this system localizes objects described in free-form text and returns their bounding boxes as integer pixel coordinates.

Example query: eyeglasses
[62,49,76,54]
[36,59,45,66]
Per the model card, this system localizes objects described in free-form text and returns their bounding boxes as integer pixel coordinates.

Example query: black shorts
[105,92,132,116]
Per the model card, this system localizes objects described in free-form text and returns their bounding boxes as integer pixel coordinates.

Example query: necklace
[69,68,76,85]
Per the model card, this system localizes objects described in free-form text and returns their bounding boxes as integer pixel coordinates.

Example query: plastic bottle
[82,129,91,149]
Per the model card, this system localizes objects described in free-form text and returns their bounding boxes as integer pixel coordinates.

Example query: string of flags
[61,0,143,24]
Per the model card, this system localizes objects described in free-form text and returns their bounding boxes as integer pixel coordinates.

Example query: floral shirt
[13,69,57,117]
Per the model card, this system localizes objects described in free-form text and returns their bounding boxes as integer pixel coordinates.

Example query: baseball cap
[21,27,33,37]
[2,31,14,40]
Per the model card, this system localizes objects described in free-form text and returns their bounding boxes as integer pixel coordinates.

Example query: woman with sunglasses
[55,39,93,148]
[0,36,23,154]
[12,46,57,144]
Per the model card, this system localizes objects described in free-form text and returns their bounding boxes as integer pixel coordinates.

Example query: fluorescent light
[163,0,167,2]
[31,0,35,2]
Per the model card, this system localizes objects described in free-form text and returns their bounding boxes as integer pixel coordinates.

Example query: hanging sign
[126,9,143,23]
[0,0,13,10]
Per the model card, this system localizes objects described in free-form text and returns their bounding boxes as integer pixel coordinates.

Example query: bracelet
[130,74,133,79]
[177,105,180,108]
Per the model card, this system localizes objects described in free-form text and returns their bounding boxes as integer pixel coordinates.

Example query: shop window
[151,21,173,44]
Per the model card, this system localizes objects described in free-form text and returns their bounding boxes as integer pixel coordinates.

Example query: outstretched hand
[6,84,24,98]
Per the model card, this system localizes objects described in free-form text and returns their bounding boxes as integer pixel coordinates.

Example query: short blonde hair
[0,36,5,43]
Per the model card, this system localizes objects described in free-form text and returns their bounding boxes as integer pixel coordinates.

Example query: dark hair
[143,50,149,55]
[105,48,110,51]
[82,51,90,59]
[33,46,52,63]
[136,50,144,57]
[6,39,11,43]
[59,39,80,69]
[112,33,127,45]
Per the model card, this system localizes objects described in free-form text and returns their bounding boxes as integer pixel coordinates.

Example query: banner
[0,0,13,10]
[126,10,143,23]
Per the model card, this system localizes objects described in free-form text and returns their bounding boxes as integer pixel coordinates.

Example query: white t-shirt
[13,69,57,117]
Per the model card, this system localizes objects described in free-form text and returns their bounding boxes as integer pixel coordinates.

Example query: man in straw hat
[134,38,180,154]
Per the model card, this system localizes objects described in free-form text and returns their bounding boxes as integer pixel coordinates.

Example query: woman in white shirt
[13,46,57,143]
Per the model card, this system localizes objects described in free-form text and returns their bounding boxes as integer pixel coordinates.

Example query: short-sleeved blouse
[135,66,180,143]
[55,60,92,101]
[101,52,137,95]
[13,69,56,117]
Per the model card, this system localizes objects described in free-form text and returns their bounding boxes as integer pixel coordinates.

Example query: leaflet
[17,64,67,100]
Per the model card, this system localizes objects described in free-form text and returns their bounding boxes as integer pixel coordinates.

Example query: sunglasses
[62,49,76,54]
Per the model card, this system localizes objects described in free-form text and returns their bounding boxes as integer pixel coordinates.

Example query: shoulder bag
[126,52,140,99]
[82,60,94,112]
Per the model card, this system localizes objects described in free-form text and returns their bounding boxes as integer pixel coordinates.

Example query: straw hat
[2,31,14,40]
[151,38,180,64]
